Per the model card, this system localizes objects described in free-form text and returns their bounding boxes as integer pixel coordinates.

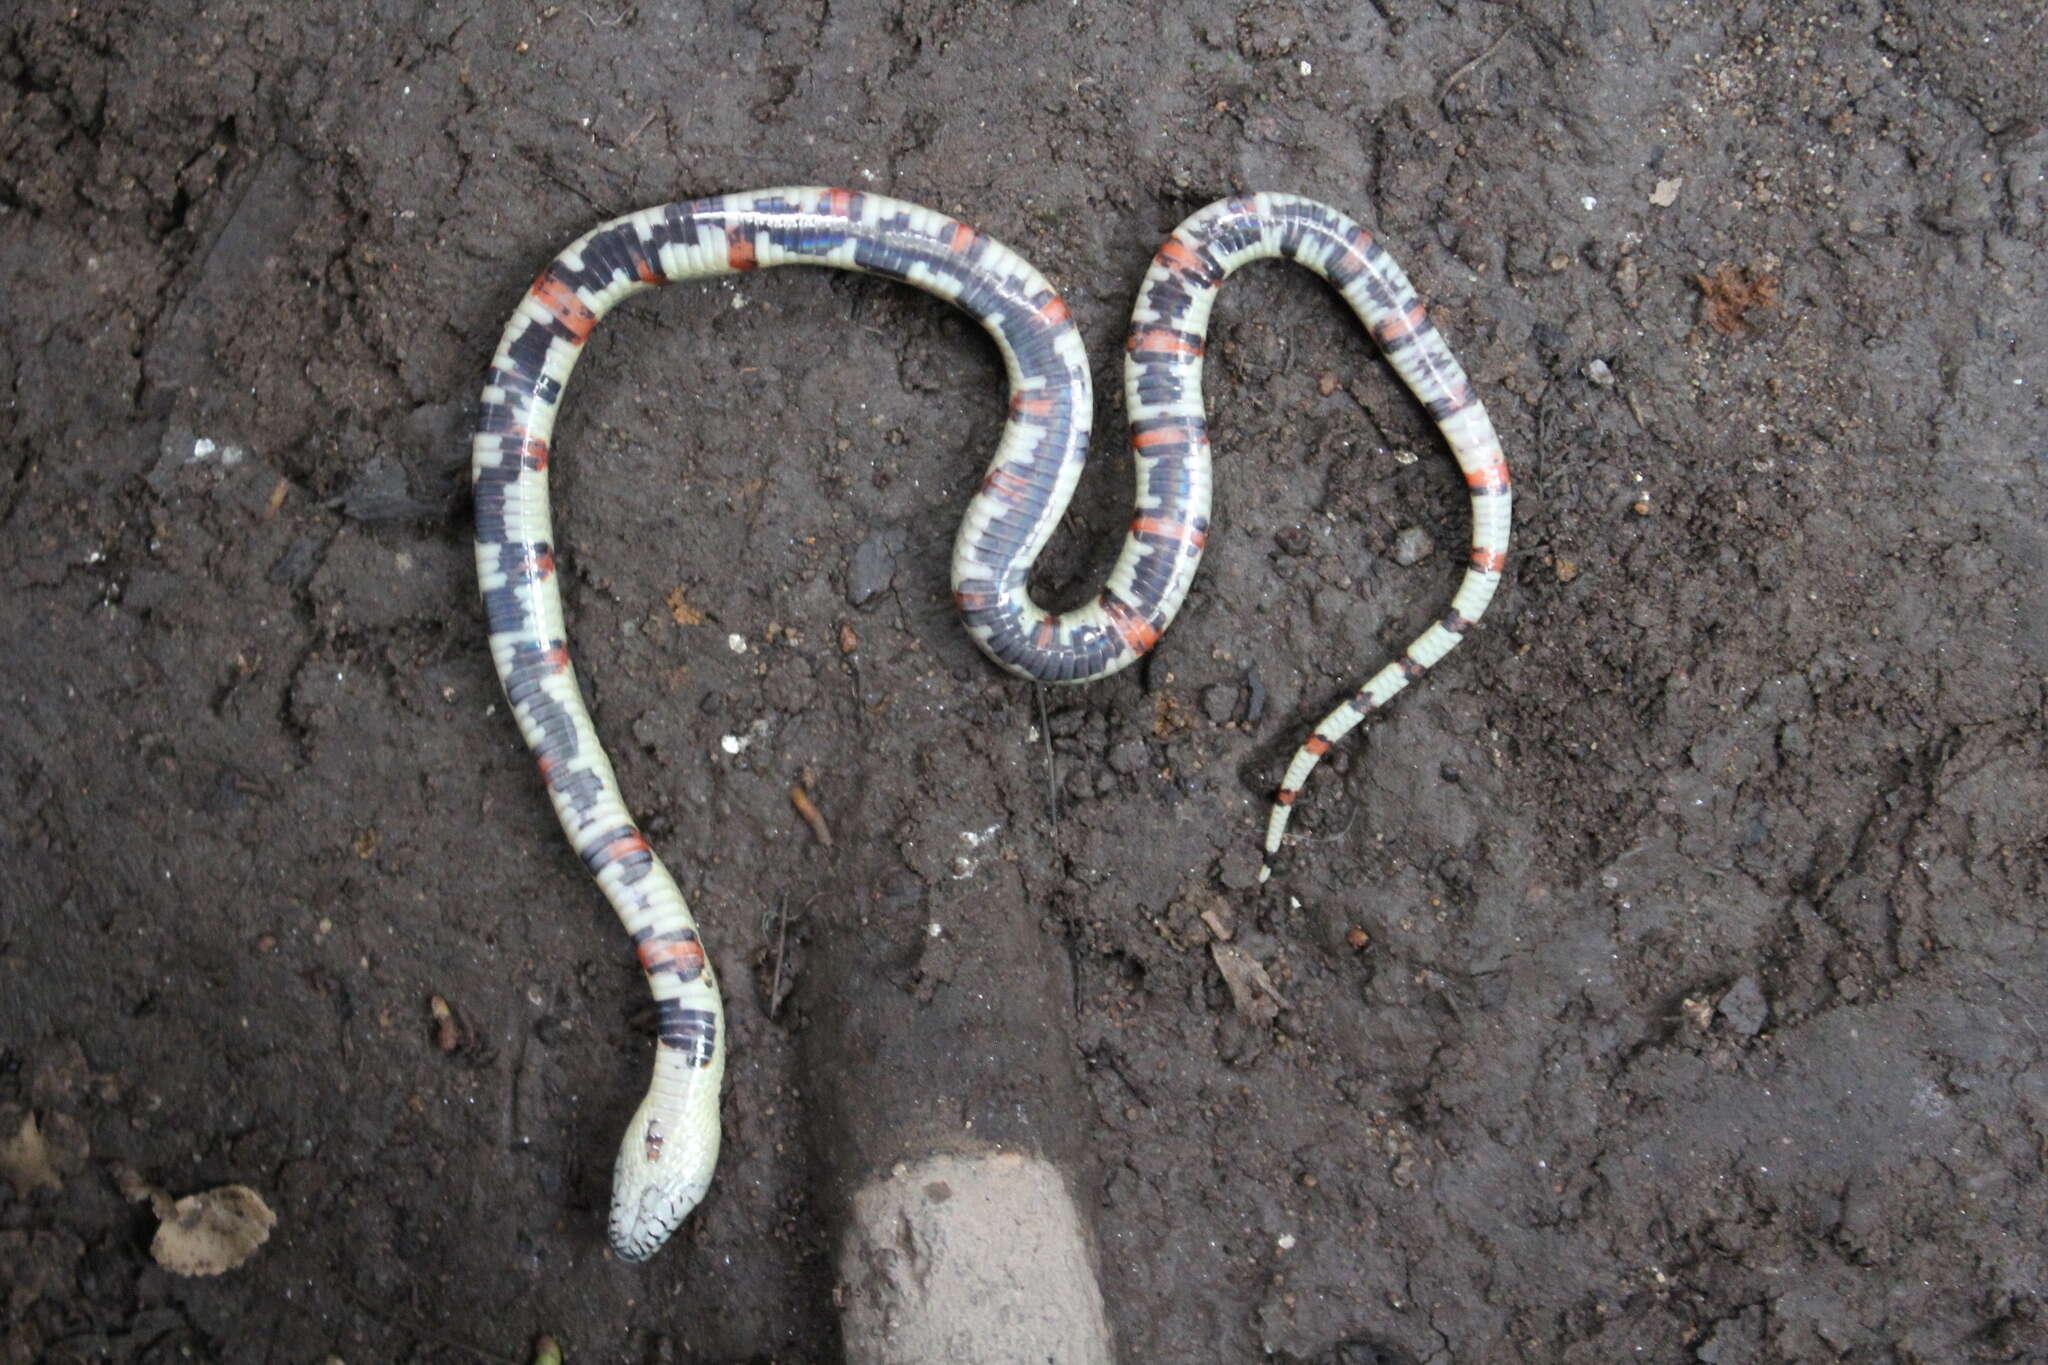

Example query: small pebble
[1717,975,1769,1036]
[846,527,906,607]
[1555,558,1580,583]
[1106,738,1150,775]
[1392,526,1434,566]
[1778,722,1808,758]
[1585,357,1615,387]
[1345,926,1370,950]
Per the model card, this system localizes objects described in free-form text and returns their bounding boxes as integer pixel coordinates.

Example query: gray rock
[846,526,908,606]
[1717,975,1769,1036]
[1392,526,1435,566]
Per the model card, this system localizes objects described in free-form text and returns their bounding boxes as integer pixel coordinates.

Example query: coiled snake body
[472,188,1511,1260]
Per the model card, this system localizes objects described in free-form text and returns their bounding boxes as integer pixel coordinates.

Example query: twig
[768,894,790,1019]
[1437,28,1514,107]
[789,785,834,847]
[621,110,659,148]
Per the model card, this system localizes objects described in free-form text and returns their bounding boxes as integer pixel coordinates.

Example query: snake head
[605,1057,724,1261]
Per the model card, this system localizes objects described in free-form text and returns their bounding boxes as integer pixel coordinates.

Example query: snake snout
[608,1148,714,1262]
[608,1184,683,1262]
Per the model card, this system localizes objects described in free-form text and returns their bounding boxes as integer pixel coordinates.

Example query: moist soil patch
[3,1,2045,1360]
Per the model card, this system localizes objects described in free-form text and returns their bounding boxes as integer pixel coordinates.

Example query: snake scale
[471,188,1512,1260]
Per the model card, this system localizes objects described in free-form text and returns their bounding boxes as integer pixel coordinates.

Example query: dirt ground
[3,0,2045,1360]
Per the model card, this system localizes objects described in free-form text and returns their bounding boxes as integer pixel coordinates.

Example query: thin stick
[789,786,834,846]
[1437,28,1514,107]
[621,110,659,147]
[768,893,790,1019]
[1036,685,1060,823]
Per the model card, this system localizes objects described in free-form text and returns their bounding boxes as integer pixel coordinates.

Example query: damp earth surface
[3,0,2045,1361]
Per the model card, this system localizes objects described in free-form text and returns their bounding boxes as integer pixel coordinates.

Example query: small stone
[1201,683,1239,724]
[1392,526,1434,566]
[845,527,907,607]
[1345,926,1370,950]
[1717,975,1769,1036]
[1650,176,1684,207]
[1632,499,1652,516]
[1106,738,1150,775]
[1584,357,1615,387]
[1554,558,1580,583]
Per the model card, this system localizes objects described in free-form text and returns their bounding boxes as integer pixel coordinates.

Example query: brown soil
[3,1,2045,1361]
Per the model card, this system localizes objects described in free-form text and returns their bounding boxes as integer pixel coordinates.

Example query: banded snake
[471,188,1512,1260]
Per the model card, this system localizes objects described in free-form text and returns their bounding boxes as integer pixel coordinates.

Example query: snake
[471,188,1511,1260]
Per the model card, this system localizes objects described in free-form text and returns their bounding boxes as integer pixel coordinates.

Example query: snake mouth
[609,1229,662,1263]
[608,1191,678,1262]
[609,1165,713,1262]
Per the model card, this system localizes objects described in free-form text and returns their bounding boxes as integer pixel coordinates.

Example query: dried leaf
[1695,265,1779,336]
[0,1111,63,1198]
[1210,941,1290,1025]
[150,1184,277,1276]
[113,1160,171,1216]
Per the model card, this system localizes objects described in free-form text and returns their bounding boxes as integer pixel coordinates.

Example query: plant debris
[0,1111,64,1198]
[1210,941,1290,1024]
[429,994,461,1052]
[1695,264,1779,336]
[789,783,834,846]
[116,1168,277,1276]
